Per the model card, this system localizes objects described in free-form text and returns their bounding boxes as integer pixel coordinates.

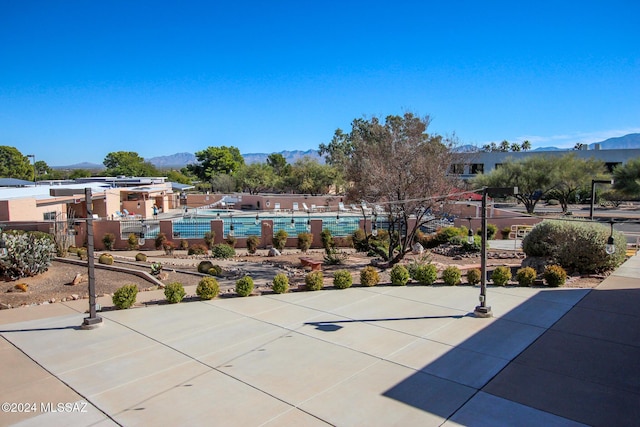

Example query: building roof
[0,178,36,187]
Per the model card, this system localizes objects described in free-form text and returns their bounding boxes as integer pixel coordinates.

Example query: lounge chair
[302,203,310,212]
[274,203,281,213]
[338,202,349,212]
[310,204,317,212]
[292,202,299,212]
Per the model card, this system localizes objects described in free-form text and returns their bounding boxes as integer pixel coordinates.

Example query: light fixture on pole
[590,179,614,220]
[336,212,341,223]
[306,212,311,232]
[466,217,474,244]
[605,220,616,255]
[474,186,518,318]
[254,213,260,225]
[228,214,234,237]
[290,211,295,228]
[139,220,147,245]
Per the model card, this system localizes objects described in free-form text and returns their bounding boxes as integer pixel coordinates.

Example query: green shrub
[198,260,215,274]
[442,266,462,286]
[98,253,114,265]
[450,235,481,252]
[179,239,189,250]
[305,271,324,291]
[351,229,368,252]
[273,229,288,251]
[112,284,138,309]
[211,243,235,258]
[164,282,186,303]
[127,233,138,250]
[225,235,237,248]
[196,277,219,300]
[102,233,115,250]
[76,247,87,260]
[272,273,289,294]
[467,268,481,285]
[543,265,567,287]
[522,220,626,273]
[434,227,465,246]
[476,223,498,240]
[188,243,208,255]
[297,232,313,253]
[333,270,353,289]
[235,276,254,297]
[0,231,56,280]
[323,249,348,265]
[390,264,410,286]
[246,235,260,254]
[320,229,335,253]
[135,252,147,262]
[491,266,512,286]
[501,226,511,240]
[203,231,215,249]
[360,266,380,287]
[516,267,537,287]
[68,245,79,254]
[414,264,438,285]
[150,262,162,276]
[154,232,167,250]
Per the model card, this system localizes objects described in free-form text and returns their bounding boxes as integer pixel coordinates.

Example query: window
[43,211,57,221]
[470,164,484,174]
[450,164,465,174]
[495,163,503,169]
[605,162,621,173]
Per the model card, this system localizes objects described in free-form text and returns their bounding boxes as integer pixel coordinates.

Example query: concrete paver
[1,253,639,426]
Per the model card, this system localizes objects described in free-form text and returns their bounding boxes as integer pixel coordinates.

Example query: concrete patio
[1,253,639,426]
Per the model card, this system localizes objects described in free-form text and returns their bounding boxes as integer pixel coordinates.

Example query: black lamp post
[590,179,614,220]
[474,187,518,318]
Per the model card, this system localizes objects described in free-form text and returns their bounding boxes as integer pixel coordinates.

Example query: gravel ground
[0,249,602,309]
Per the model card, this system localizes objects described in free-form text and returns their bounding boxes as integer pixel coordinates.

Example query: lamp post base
[81,316,103,330]
[474,306,493,318]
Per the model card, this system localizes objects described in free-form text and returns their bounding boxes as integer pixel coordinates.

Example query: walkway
[1,254,639,426]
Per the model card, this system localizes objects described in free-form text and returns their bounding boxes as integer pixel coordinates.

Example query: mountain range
[57,133,640,169]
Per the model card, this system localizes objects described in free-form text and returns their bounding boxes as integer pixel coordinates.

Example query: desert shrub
[163,241,176,254]
[273,229,288,251]
[476,223,498,240]
[491,266,512,286]
[390,264,410,286]
[522,220,626,273]
[466,268,481,285]
[179,239,189,250]
[543,265,567,287]
[196,277,219,300]
[297,232,313,253]
[98,253,114,265]
[102,233,115,250]
[225,235,237,248]
[442,266,462,286]
[516,267,537,287]
[323,249,348,265]
[333,270,353,289]
[76,247,87,260]
[209,265,223,276]
[0,231,57,280]
[501,226,511,239]
[127,233,138,250]
[305,271,324,291]
[320,229,335,253]
[272,273,289,294]
[413,264,437,285]
[68,245,79,254]
[198,260,215,274]
[211,243,235,258]
[434,227,465,246]
[154,232,167,250]
[150,262,163,276]
[164,282,186,303]
[450,235,481,252]
[188,243,209,256]
[246,235,260,254]
[112,284,138,309]
[360,266,380,287]
[203,231,215,249]
[235,276,254,297]
[351,229,369,252]
[135,252,147,262]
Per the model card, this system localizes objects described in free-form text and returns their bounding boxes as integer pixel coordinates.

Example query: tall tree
[612,158,640,196]
[472,155,558,213]
[266,153,290,176]
[521,140,532,151]
[236,163,277,194]
[547,154,607,212]
[285,157,336,195]
[0,146,33,180]
[327,113,457,265]
[103,151,159,176]
[186,146,244,181]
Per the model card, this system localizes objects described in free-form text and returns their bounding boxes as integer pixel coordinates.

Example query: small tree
[102,233,116,250]
[273,229,288,251]
[246,235,260,254]
[297,232,313,253]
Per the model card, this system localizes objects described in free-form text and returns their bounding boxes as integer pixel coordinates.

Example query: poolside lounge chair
[274,203,281,213]
[292,202,299,212]
[338,202,349,212]
[302,203,310,212]
[310,204,317,212]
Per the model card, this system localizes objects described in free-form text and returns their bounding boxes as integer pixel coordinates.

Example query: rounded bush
[297,232,313,253]
[491,266,512,286]
[543,265,567,287]
[390,264,410,286]
[442,266,462,286]
[305,271,324,291]
[522,220,626,273]
[198,260,215,274]
[188,243,208,256]
[77,247,87,259]
[127,233,138,250]
[476,223,498,240]
[516,267,537,287]
[360,266,380,287]
[467,268,481,285]
[164,282,186,303]
[98,253,114,265]
[414,264,437,285]
[211,243,235,259]
[333,270,353,289]
[272,273,289,294]
[235,276,255,297]
[208,265,223,276]
[246,235,260,254]
[196,277,219,300]
[135,252,147,262]
[273,229,288,251]
[112,284,138,309]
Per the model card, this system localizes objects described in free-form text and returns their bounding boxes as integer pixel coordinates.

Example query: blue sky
[1,0,639,166]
